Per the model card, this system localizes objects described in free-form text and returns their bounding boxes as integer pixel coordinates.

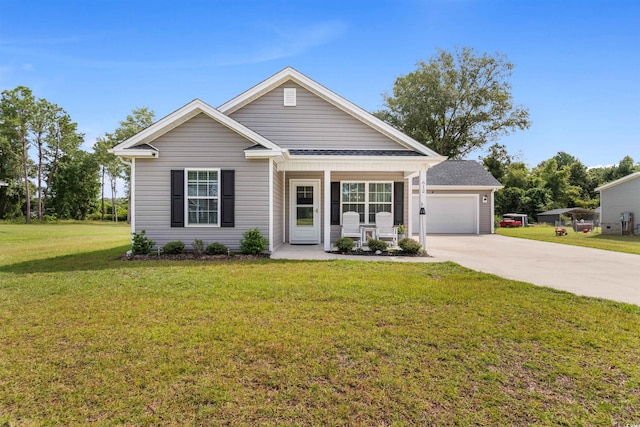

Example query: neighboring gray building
[412,160,503,234]
[595,172,640,235]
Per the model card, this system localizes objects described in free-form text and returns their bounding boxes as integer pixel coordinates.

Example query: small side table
[360,226,377,245]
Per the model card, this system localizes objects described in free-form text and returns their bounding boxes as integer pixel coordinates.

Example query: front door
[290,180,320,244]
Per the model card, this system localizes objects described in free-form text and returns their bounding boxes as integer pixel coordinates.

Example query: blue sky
[1,0,638,168]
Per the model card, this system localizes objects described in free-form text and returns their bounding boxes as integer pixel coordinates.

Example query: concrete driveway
[426,234,640,306]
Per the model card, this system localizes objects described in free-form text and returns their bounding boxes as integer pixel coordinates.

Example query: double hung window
[186,169,219,226]
[341,182,392,223]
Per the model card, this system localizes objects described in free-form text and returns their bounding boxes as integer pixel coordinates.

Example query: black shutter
[394,182,404,225]
[331,182,340,225]
[220,170,235,227]
[171,170,184,227]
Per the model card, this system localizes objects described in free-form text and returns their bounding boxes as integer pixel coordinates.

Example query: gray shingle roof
[288,149,426,157]
[412,160,502,186]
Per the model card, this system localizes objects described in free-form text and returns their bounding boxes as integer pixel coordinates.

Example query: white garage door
[413,194,478,234]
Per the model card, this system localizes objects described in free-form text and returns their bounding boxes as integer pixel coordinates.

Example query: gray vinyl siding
[134,113,270,250]
[600,178,640,235]
[230,82,406,151]
[272,163,284,250]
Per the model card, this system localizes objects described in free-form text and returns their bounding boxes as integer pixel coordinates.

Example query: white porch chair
[375,211,398,247]
[341,211,362,247]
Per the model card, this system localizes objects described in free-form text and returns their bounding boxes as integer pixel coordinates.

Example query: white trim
[268,159,274,252]
[324,171,331,251]
[218,67,447,159]
[491,189,496,234]
[595,171,640,192]
[131,158,136,234]
[111,99,282,154]
[111,148,159,158]
[414,185,504,191]
[282,170,287,244]
[184,168,221,228]
[277,157,442,172]
[406,175,412,237]
[289,179,321,244]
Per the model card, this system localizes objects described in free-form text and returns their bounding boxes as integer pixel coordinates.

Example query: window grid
[186,169,219,226]
[341,181,393,224]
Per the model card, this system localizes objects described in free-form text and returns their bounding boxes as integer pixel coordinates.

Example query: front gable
[219,67,442,157]
[228,82,405,151]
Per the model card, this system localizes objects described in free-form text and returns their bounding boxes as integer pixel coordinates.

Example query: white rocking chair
[341,211,362,247]
[375,211,398,247]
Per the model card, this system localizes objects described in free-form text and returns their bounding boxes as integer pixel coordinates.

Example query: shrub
[240,229,268,255]
[367,239,388,252]
[398,237,422,254]
[335,237,355,252]
[163,241,185,255]
[192,239,205,257]
[206,242,228,255]
[131,230,155,255]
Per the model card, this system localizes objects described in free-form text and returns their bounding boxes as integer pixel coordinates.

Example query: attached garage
[411,160,503,235]
[413,194,479,234]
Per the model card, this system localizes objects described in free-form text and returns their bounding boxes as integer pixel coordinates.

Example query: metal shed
[537,208,597,225]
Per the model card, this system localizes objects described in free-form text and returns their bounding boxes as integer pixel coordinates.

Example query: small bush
[131,230,155,255]
[367,239,388,252]
[206,242,228,255]
[240,229,268,255]
[398,238,422,254]
[163,241,185,255]
[335,237,355,252]
[192,239,205,257]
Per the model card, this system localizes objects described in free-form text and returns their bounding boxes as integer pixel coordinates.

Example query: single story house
[537,207,598,225]
[411,160,503,234]
[111,67,500,253]
[595,171,640,235]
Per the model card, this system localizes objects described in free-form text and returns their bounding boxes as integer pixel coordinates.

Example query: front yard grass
[1,222,639,425]
[497,224,640,255]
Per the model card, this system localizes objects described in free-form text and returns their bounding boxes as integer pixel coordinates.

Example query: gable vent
[283,88,296,106]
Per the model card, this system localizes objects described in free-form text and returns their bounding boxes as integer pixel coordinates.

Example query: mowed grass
[1,223,639,425]
[497,224,640,255]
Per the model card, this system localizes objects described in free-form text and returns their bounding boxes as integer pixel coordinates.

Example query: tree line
[481,145,639,220]
[0,86,153,222]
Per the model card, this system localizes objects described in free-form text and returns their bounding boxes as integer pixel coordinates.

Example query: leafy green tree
[480,143,520,182]
[0,87,35,222]
[375,47,531,158]
[48,150,100,220]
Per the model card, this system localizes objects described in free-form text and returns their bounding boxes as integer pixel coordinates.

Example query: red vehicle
[499,218,522,227]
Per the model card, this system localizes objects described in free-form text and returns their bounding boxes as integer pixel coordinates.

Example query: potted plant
[397,224,406,240]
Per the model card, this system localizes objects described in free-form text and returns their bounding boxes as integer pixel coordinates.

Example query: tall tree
[92,136,113,221]
[30,98,56,220]
[375,47,531,158]
[49,150,100,220]
[0,87,35,223]
[480,143,517,182]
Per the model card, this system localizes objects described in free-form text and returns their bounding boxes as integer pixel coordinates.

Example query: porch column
[418,169,427,250]
[324,170,331,251]
[406,175,413,238]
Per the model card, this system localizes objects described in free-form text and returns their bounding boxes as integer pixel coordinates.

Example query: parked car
[499,218,522,227]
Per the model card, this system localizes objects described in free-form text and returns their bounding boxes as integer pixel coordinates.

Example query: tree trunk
[101,167,105,221]
[111,179,117,223]
[37,142,43,220]
[21,132,30,224]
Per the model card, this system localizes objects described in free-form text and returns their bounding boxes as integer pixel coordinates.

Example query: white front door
[290,180,320,244]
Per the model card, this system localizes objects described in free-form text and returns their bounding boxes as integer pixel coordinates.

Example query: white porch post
[406,175,413,238]
[491,188,496,234]
[324,170,331,251]
[418,169,427,250]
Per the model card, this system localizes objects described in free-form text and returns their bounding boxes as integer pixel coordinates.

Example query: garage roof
[412,160,503,187]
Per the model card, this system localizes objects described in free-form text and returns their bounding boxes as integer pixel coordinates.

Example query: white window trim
[340,180,394,225]
[185,167,221,228]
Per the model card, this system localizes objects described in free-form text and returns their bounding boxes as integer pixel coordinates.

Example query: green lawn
[497,224,640,255]
[1,223,639,425]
